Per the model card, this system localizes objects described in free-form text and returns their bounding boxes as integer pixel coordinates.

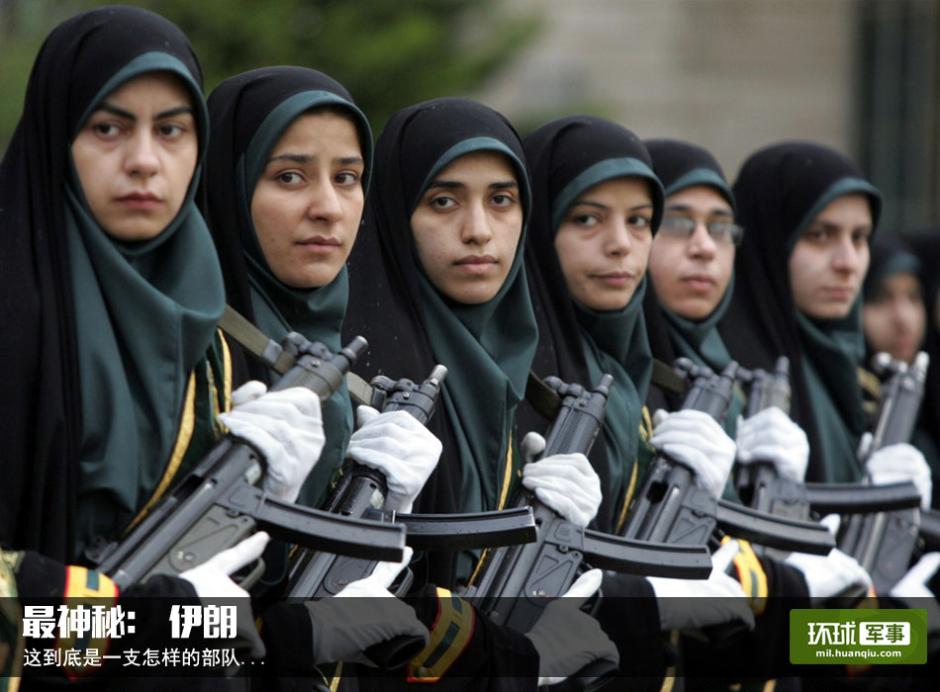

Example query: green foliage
[0,0,540,150]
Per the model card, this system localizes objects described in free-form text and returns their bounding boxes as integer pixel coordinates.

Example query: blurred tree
[0,0,540,151]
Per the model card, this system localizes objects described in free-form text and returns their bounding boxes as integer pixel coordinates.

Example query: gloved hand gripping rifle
[89,334,407,591]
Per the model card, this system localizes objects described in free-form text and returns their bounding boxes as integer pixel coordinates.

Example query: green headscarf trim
[658,169,742,432]
[664,167,735,208]
[575,281,652,514]
[865,253,921,300]
[416,137,539,513]
[552,157,662,231]
[552,156,659,512]
[791,177,878,482]
[661,278,744,435]
[236,90,374,507]
[67,53,225,553]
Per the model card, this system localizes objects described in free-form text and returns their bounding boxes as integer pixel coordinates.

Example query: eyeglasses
[660,214,744,246]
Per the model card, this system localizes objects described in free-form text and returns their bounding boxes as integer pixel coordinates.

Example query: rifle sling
[219,304,373,406]
[525,372,561,419]
[651,358,686,395]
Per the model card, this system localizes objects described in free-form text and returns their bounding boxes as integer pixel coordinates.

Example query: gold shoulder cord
[615,406,653,534]
[218,328,233,412]
[467,433,514,587]
[128,330,231,532]
[125,372,197,532]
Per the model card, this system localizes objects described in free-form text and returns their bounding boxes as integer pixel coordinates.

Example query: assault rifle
[285,366,448,669]
[465,375,713,692]
[838,352,930,593]
[89,334,407,590]
[286,365,449,601]
[287,365,539,668]
[623,360,835,555]
[734,357,922,565]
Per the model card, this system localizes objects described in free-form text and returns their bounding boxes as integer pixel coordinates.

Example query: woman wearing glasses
[520,121,757,688]
[642,139,876,684]
[644,139,811,481]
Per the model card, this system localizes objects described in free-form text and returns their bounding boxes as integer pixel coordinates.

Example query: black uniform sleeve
[595,571,669,690]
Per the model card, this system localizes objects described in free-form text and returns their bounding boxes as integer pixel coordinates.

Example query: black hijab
[643,139,742,433]
[0,5,214,561]
[720,142,881,482]
[521,116,664,534]
[902,229,940,465]
[344,98,537,586]
[202,66,373,508]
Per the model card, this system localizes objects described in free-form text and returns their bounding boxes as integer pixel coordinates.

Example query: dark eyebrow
[266,154,365,166]
[426,180,518,191]
[426,180,463,191]
[97,102,136,121]
[665,203,733,217]
[572,200,653,212]
[96,103,193,121]
[156,105,194,119]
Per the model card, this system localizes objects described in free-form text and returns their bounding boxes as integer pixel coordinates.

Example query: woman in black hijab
[203,66,443,512]
[863,233,940,506]
[0,0,334,592]
[0,3,236,564]
[0,6,337,686]
[720,142,930,506]
[345,98,616,688]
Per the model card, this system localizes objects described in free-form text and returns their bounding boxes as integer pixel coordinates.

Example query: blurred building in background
[3,0,938,232]
[475,0,940,234]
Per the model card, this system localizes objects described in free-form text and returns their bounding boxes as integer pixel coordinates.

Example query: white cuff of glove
[306,548,429,665]
[889,552,940,599]
[520,433,602,528]
[179,532,270,659]
[345,405,443,513]
[650,409,736,501]
[867,442,933,509]
[784,514,872,600]
[646,540,756,631]
[735,407,809,482]
[525,569,618,686]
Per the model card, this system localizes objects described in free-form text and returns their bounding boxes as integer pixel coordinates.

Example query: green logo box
[790,609,927,665]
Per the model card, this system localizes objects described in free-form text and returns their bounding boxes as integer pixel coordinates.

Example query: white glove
[179,531,270,598]
[306,547,429,665]
[784,515,872,600]
[650,409,736,501]
[524,569,619,686]
[647,540,756,631]
[345,405,443,513]
[890,552,940,599]
[735,407,809,482]
[520,432,602,528]
[219,380,325,503]
[866,440,933,509]
[179,531,270,658]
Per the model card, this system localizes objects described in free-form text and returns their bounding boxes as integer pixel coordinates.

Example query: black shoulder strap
[651,358,687,395]
[218,305,372,405]
[525,371,562,419]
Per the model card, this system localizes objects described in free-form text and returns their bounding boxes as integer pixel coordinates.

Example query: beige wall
[477,0,859,180]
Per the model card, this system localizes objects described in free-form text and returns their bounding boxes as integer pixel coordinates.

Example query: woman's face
[648,185,736,320]
[863,272,926,364]
[72,72,198,242]
[553,177,654,312]
[251,110,365,289]
[410,151,523,304]
[788,193,872,320]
